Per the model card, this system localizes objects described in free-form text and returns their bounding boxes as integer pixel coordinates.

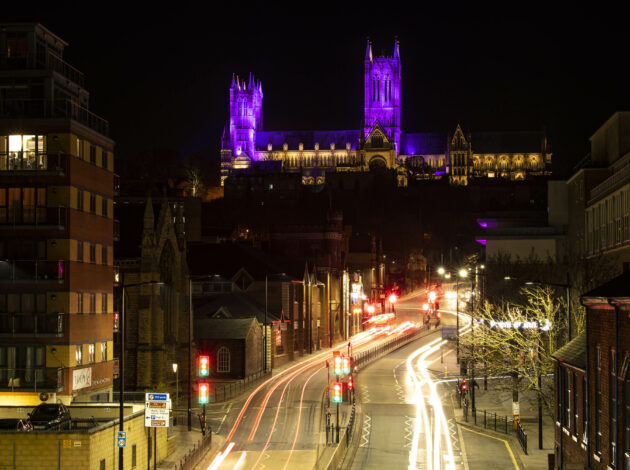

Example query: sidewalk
[451,375,555,470]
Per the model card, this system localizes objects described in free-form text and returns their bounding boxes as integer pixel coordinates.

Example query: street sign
[441,327,457,340]
[145,392,170,428]
[512,401,520,416]
[117,431,126,448]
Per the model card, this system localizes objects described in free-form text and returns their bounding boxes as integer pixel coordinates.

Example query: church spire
[365,38,372,61]
[394,37,400,59]
[231,73,236,88]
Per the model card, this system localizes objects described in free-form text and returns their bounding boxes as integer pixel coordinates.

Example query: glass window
[77,241,83,262]
[88,344,95,363]
[90,145,96,164]
[90,244,96,263]
[77,292,83,314]
[217,347,230,372]
[102,198,108,217]
[101,342,107,362]
[101,293,107,313]
[102,150,108,169]
[89,293,95,313]
[102,246,107,265]
[76,345,82,365]
[77,189,84,211]
[90,194,96,213]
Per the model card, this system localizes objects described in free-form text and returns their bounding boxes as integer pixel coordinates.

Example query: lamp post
[172,363,178,409]
[119,280,162,470]
[456,268,468,365]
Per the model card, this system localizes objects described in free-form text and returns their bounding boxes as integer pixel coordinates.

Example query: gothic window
[372,134,383,148]
[377,79,380,102]
[217,346,230,373]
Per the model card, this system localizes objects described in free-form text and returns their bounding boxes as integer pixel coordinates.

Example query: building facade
[0,23,115,404]
[220,39,552,187]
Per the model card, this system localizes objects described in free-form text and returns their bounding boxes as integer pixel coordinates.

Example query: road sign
[441,327,457,340]
[145,392,170,428]
[117,431,126,448]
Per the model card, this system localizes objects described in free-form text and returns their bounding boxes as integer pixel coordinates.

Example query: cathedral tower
[364,38,401,153]
[227,73,263,160]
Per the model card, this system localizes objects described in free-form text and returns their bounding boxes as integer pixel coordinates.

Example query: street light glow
[458,268,468,277]
[172,363,178,373]
[437,267,445,275]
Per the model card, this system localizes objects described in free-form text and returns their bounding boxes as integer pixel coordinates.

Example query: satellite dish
[39,392,49,402]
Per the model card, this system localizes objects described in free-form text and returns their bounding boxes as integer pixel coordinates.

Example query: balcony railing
[0,152,68,173]
[0,260,65,283]
[0,367,63,392]
[588,162,630,204]
[0,99,109,136]
[0,313,65,337]
[0,206,68,228]
[0,51,85,87]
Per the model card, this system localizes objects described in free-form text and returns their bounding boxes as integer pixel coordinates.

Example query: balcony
[0,98,109,136]
[0,152,68,174]
[0,206,68,229]
[0,313,65,337]
[588,162,630,205]
[0,260,65,283]
[0,367,64,393]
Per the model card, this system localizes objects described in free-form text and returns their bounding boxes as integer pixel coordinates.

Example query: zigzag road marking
[403,416,414,449]
[360,414,371,447]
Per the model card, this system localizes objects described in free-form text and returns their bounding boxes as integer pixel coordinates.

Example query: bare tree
[461,285,566,416]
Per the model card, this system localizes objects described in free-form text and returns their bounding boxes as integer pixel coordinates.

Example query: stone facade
[119,196,190,393]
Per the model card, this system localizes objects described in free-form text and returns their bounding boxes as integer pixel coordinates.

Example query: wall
[486,239,557,260]
[0,409,168,470]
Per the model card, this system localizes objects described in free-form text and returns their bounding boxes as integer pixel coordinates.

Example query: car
[0,418,33,432]
[28,403,71,430]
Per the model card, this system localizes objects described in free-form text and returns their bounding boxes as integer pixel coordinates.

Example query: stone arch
[369,155,388,171]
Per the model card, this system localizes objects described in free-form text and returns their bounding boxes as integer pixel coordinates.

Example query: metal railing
[0,312,65,337]
[211,370,271,403]
[0,152,68,172]
[0,99,109,135]
[0,259,65,282]
[0,51,85,87]
[0,206,68,227]
[353,323,431,368]
[346,402,356,445]
[0,367,63,392]
[175,431,213,470]
[463,406,527,454]
[516,421,528,455]
[588,161,630,204]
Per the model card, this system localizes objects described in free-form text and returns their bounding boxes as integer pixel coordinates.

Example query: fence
[463,405,528,454]
[211,369,271,403]
[174,430,213,470]
[353,323,432,369]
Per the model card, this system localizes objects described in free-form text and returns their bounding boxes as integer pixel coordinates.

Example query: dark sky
[5,2,628,177]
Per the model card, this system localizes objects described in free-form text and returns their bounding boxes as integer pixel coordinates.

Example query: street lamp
[388,293,398,313]
[119,280,162,470]
[172,363,178,409]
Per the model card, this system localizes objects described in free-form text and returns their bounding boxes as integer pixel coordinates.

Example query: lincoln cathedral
[220,39,552,187]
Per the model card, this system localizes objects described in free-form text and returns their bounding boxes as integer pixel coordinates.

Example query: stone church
[220,39,552,187]
[116,196,190,392]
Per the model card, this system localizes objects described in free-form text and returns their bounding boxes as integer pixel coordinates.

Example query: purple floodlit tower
[364,38,401,153]
[227,73,263,160]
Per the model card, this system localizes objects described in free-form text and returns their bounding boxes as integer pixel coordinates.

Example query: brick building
[571,271,630,469]
[0,23,115,404]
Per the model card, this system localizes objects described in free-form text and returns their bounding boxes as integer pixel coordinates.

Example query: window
[596,345,602,454]
[76,138,83,158]
[102,150,108,170]
[101,293,107,313]
[90,194,96,213]
[1,134,47,171]
[88,344,95,363]
[132,444,137,467]
[217,346,230,372]
[77,241,83,261]
[76,345,82,365]
[89,293,95,313]
[90,145,96,164]
[77,292,83,314]
[100,459,105,470]
[101,342,107,362]
[611,348,618,466]
[102,246,108,265]
[90,244,96,263]
[102,198,108,217]
[77,189,84,211]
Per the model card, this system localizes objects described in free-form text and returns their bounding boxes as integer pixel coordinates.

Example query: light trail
[233,451,247,469]
[406,309,473,470]
[208,442,235,470]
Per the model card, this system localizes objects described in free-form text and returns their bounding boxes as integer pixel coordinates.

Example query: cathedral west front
[220,39,552,187]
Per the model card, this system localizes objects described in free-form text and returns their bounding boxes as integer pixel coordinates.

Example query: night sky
[4,3,628,177]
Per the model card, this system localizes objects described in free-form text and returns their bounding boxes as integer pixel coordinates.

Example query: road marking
[456,423,470,470]
[360,414,371,447]
[460,426,519,470]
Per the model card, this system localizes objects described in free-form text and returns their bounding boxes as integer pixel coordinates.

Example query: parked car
[0,418,33,432]
[28,403,71,430]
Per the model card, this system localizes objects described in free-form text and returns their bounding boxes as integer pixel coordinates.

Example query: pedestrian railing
[211,369,271,403]
[516,421,528,455]
[174,431,213,470]
[346,402,356,445]
[353,323,432,369]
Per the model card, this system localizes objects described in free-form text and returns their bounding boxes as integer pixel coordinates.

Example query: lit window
[88,344,95,363]
[101,342,107,362]
[76,345,83,365]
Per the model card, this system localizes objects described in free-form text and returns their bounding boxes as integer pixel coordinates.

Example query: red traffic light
[198,355,210,377]
[199,382,209,404]
[348,375,354,389]
[388,293,398,304]
[461,379,467,391]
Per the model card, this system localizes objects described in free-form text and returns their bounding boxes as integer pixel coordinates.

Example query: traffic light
[198,355,210,377]
[342,357,351,375]
[332,382,342,403]
[334,354,342,376]
[199,382,209,404]
[347,375,354,389]
[461,379,467,392]
[428,291,437,302]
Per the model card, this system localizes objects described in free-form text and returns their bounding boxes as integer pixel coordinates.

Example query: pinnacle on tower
[365,38,373,61]
[231,73,236,88]
[394,37,400,59]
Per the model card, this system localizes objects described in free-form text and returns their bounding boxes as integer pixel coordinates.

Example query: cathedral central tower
[363,38,401,153]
